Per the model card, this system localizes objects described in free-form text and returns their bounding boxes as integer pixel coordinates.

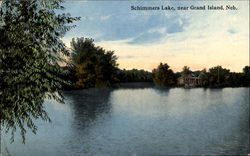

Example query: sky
[61,0,249,72]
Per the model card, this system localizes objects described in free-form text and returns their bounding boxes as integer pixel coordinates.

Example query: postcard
[0,0,249,156]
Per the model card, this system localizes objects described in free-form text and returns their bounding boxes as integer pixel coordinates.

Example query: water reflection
[117,82,155,89]
[152,86,170,96]
[64,88,113,130]
[2,87,249,156]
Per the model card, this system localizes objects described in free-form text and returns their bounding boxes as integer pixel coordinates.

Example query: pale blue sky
[61,1,249,72]
[62,1,186,44]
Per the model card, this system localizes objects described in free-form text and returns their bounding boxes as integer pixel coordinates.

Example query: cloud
[148,27,167,34]
[100,15,112,21]
[62,1,186,44]
[96,28,248,72]
[127,31,165,45]
[126,16,184,44]
[119,55,136,59]
[62,1,249,72]
[228,28,238,34]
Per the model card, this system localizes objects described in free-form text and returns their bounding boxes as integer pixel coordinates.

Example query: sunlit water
[2,85,249,156]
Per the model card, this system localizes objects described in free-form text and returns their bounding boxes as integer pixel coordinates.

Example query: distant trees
[243,66,250,74]
[226,72,244,87]
[61,38,249,89]
[242,66,250,86]
[198,69,209,86]
[63,53,249,88]
[208,66,230,87]
[70,37,118,88]
[152,63,176,86]
[194,66,250,87]
[117,69,152,82]
[182,66,191,76]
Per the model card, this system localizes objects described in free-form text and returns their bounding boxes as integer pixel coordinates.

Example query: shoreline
[63,82,250,91]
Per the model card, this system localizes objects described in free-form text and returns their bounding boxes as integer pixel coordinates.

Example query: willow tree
[0,0,79,143]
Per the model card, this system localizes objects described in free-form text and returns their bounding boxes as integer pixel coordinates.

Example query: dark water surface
[2,86,249,156]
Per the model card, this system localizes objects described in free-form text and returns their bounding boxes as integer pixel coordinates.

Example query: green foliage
[70,37,118,88]
[243,66,250,75]
[198,69,209,86]
[0,0,79,143]
[242,66,250,86]
[208,66,230,87]
[60,65,78,90]
[226,72,244,87]
[182,66,191,76]
[196,66,250,87]
[117,69,152,82]
[152,63,176,86]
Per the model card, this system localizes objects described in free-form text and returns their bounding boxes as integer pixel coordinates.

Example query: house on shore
[177,73,202,87]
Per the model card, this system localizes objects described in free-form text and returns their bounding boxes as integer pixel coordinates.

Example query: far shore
[63,82,249,91]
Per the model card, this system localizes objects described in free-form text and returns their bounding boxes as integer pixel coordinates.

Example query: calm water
[2,85,249,156]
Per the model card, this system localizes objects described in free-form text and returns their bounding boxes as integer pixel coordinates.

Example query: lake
[2,85,249,156]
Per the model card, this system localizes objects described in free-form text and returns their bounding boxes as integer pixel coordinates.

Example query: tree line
[152,64,250,87]
[62,37,153,89]
[62,37,250,89]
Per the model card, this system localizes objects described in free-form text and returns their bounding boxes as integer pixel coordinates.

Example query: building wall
[177,75,202,86]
